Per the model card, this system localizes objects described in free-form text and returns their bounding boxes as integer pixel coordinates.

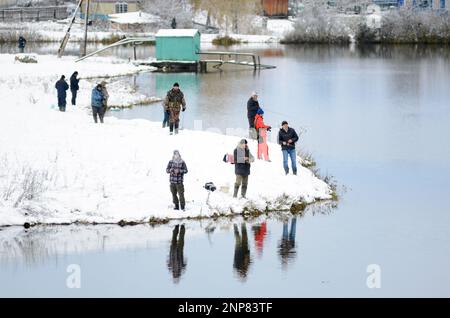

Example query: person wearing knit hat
[247,92,261,140]
[166,150,188,210]
[254,108,271,161]
[233,139,254,198]
[164,83,186,134]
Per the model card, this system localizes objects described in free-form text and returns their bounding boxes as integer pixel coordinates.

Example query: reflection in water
[278,217,297,270]
[252,222,267,257]
[167,224,187,284]
[233,223,251,281]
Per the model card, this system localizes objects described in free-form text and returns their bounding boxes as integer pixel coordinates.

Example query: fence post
[20,10,23,22]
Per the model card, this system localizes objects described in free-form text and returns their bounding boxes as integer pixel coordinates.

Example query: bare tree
[142,0,194,28]
[190,0,261,34]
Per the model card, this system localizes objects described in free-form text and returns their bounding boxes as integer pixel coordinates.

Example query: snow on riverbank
[0,54,332,227]
[0,54,159,109]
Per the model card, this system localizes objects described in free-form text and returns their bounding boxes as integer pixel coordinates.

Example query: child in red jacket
[254,108,271,161]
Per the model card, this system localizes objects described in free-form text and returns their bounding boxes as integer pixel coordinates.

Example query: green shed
[155,29,201,62]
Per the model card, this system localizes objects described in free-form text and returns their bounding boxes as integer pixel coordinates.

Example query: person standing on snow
[254,108,271,161]
[166,150,188,211]
[55,75,69,112]
[233,139,254,199]
[278,121,299,175]
[91,84,105,123]
[100,81,109,115]
[70,71,80,106]
[164,82,186,135]
[247,91,260,140]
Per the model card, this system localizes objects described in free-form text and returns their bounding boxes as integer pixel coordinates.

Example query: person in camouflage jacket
[164,82,186,135]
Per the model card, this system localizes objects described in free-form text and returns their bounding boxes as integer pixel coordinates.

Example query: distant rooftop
[156,29,200,37]
[109,11,161,24]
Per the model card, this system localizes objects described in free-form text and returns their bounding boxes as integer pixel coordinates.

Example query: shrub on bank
[212,35,242,46]
[282,5,353,44]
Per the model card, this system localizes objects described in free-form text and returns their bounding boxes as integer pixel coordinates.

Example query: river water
[1,43,450,297]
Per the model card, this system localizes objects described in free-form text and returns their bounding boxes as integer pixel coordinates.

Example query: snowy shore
[0,54,332,227]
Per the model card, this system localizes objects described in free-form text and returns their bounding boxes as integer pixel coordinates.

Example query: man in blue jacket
[55,75,69,112]
[278,121,299,175]
[91,84,105,123]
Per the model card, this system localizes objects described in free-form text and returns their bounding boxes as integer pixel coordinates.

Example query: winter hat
[257,108,264,115]
[173,82,180,87]
[251,91,258,96]
[239,139,248,145]
[282,120,288,126]
[173,150,182,162]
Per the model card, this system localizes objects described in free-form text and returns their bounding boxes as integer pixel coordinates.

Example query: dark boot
[233,185,239,198]
[241,185,247,199]
[285,168,289,175]
[174,204,180,210]
[293,170,297,176]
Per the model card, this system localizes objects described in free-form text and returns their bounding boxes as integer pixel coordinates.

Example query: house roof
[109,11,161,24]
[156,29,200,37]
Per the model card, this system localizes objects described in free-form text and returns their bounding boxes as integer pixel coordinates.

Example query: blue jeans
[282,148,297,173]
[163,111,169,127]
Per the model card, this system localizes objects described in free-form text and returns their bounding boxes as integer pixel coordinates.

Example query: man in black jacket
[55,75,69,112]
[233,139,255,198]
[70,71,79,106]
[247,92,260,140]
[278,121,299,175]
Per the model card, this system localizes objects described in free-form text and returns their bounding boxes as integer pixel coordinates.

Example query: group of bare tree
[285,0,450,44]
[140,0,262,34]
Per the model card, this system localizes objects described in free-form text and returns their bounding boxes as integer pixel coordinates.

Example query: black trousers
[58,96,66,112]
[92,106,105,123]
[169,122,179,134]
[170,183,185,209]
[71,89,77,105]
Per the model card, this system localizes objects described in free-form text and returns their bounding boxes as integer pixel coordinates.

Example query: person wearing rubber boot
[233,139,254,199]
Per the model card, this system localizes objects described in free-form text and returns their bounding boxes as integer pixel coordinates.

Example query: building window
[115,2,128,13]
[440,0,446,9]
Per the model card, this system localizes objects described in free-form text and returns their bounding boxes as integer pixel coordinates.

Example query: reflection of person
[168,224,186,283]
[252,222,267,256]
[233,224,251,280]
[278,217,297,269]
[18,36,26,53]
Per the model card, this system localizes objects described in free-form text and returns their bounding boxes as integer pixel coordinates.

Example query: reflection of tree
[233,223,251,281]
[278,217,297,270]
[167,224,187,284]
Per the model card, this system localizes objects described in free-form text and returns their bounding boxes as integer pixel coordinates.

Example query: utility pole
[82,0,90,57]
[57,0,84,58]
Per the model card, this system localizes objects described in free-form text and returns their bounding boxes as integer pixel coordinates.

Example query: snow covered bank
[0,54,332,227]
[1,54,159,109]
